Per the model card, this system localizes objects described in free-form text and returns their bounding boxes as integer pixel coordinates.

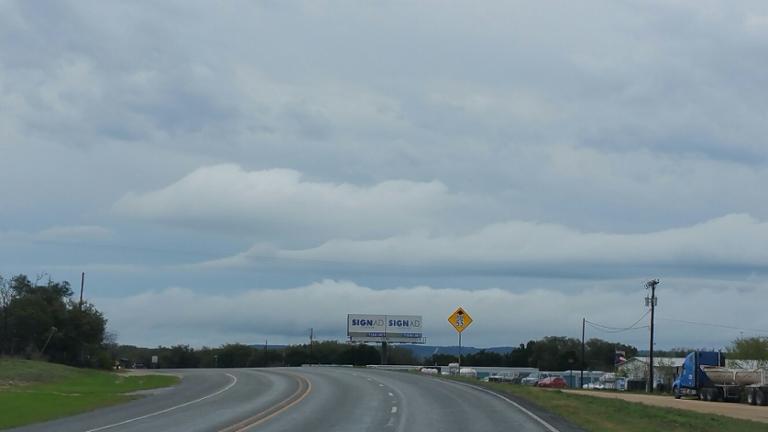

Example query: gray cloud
[113,164,487,245]
[95,278,768,349]
[3,0,768,348]
[199,213,768,279]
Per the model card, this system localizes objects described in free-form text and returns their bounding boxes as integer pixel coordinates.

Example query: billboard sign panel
[347,314,425,343]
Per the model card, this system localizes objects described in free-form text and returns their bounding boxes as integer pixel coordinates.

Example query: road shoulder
[564,389,768,424]
[436,376,586,432]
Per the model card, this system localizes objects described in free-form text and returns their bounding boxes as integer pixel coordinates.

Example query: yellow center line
[219,372,312,432]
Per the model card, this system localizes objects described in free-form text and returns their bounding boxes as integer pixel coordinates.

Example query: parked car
[536,376,568,388]
[488,372,518,383]
[521,372,549,386]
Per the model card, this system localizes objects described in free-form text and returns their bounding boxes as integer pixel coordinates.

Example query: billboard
[347,314,425,344]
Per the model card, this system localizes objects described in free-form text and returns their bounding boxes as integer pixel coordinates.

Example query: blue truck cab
[673,351,725,400]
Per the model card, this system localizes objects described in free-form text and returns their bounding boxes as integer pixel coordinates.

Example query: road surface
[10,367,577,432]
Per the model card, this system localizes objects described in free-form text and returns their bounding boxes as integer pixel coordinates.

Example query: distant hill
[398,345,516,360]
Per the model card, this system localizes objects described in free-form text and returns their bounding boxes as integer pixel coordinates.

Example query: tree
[284,345,310,366]
[529,336,581,370]
[464,350,504,367]
[423,353,458,366]
[0,275,15,354]
[338,344,380,366]
[7,275,70,357]
[728,337,768,368]
[1,273,109,367]
[387,346,417,365]
[162,345,200,368]
[217,343,254,367]
[585,339,638,371]
[504,343,532,367]
[47,301,107,365]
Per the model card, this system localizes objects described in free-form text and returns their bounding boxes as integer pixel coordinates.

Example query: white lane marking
[391,406,398,414]
[447,381,561,432]
[85,373,238,432]
[388,392,394,397]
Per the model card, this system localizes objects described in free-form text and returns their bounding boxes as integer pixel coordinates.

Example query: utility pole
[78,272,86,364]
[580,317,585,389]
[79,272,85,310]
[645,279,659,393]
[309,328,314,365]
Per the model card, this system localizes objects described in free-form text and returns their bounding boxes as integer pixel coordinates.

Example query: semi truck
[673,351,768,406]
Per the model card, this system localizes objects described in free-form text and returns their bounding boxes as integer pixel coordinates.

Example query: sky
[2,0,768,351]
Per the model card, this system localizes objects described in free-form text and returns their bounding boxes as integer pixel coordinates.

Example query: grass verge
[0,358,179,430]
[446,377,768,432]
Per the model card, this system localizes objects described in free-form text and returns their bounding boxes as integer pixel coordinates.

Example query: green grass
[447,377,768,432]
[0,358,179,430]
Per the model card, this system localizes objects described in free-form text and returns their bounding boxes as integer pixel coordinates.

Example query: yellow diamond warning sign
[448,307,473,333]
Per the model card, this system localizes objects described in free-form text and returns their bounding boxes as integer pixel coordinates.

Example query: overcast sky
[3,0,768,350]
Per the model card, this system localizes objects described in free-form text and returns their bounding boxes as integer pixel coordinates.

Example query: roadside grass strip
[0,358,179,430]
[446,377,768,432]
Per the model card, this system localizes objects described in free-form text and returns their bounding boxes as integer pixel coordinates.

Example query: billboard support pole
[381,341,388,365]
[458,332,462,369]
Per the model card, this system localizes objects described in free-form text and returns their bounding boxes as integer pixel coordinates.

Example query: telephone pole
[645,279,659,393]
[309,328,314,364]
[580,317,585,389]
[79,272,85,310]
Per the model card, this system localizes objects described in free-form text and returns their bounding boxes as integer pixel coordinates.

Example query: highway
[10,367,579,432]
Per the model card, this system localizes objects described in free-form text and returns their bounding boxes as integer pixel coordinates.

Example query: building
[618,356,686,390]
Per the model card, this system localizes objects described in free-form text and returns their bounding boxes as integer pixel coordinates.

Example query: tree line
[109,341,420,368]
[113,337,638,371]
[425,336,638,371]
[0,274,111,368]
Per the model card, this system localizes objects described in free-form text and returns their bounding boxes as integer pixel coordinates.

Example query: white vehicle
[521,372,550,386]
[488,371,519,383]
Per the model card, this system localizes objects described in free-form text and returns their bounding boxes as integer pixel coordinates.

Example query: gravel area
[564,390,768,424]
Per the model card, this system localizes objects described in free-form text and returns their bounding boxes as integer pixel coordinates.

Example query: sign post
[448,307,473,369]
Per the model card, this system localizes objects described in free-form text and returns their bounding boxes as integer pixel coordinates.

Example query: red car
[536,376,568,388]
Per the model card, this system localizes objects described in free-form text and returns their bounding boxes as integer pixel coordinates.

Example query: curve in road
[9,367,579,432]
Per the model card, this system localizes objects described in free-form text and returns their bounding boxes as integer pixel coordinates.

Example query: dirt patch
[0,380,31,388]
[117,370,182,378]
[564,390,768,424]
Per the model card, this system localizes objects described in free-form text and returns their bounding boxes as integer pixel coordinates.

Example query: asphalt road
[10,367,577,432]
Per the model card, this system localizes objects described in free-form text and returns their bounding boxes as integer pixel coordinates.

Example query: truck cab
[673,351,768,405]
[672,351,724,400]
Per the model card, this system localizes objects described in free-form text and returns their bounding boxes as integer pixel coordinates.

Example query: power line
[586,310,650,333]
[586,324,649,334]
[658,317,768,335]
